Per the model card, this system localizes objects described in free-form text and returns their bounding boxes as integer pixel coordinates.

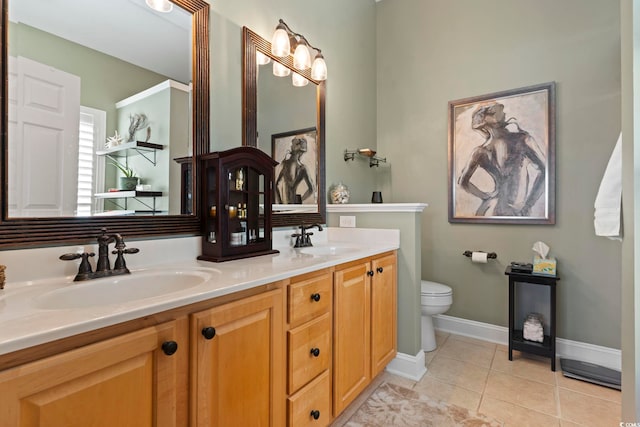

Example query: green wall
[376,0,622,350]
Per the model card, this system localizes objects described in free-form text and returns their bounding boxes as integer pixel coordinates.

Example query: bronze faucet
[60,228,139,281]
[292,223,323,248]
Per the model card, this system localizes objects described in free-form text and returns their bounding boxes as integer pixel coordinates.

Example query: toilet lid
[421,280,452,296]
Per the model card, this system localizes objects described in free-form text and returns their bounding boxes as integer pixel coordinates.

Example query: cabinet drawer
[288,312,331,393]
[288,370,331,427]
[288,273,331,327]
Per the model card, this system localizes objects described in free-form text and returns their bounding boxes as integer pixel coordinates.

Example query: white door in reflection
[8,56,80,217]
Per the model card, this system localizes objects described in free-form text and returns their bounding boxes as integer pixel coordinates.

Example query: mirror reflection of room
[257,70,317,209]
[249,24,324,217]
[7,0,192,217]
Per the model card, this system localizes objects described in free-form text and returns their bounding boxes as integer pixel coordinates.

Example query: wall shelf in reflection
[96,141,164,166]
[94,191,163,215]
[344,148,387,168]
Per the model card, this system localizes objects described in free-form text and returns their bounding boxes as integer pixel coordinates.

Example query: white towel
[594,133,622,241]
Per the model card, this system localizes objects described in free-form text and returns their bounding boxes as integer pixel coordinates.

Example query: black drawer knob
[161,340,178,356]
[310,347,320,357]
[310,293,321,302]
[367,270,374,276]
[310,410,320,420]
[377,267,384,273]
[202,326,216,340]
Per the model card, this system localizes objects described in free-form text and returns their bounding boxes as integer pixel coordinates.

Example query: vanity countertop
[0,227,399,356]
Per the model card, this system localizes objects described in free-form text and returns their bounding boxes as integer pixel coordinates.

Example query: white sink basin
[299,246,358,257]
[35,269,215,310]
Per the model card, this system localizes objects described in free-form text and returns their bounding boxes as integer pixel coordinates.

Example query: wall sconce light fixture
[256,51,271,65]
[292,72,309,87]
[145,0,173,13]
[272,61,291,77]
[270,19,328,83]
[344,148,388,168]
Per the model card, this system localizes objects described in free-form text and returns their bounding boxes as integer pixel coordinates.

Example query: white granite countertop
[0,227,399,356]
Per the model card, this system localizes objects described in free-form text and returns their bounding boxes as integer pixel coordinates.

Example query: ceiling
[8,0,192,83]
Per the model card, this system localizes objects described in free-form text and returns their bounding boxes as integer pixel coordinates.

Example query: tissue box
[533,256,557,276]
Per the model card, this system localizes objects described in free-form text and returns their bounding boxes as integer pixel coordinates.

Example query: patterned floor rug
[345,382,503,427]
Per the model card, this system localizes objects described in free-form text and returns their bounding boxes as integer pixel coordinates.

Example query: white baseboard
[433,314,621,371]
[385,350,427,381]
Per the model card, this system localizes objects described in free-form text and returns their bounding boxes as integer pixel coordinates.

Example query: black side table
[505,266,560,371]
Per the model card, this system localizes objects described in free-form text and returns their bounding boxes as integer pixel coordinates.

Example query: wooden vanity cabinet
[285,270,333,427]
[191,288,285,427]
[332,252,397,416]
[0,319,188,427]
[0,251,397,426]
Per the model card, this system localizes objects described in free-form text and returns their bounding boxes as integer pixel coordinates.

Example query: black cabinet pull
[161,340,178,356]
[310,293,321,302]
[367,270,374,277]
[202,326,216,340]
[377,267,384,273]
[310,410,320,420]
[310,347,320,357]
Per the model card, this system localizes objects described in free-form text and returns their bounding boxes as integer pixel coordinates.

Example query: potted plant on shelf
[111,160,139,190]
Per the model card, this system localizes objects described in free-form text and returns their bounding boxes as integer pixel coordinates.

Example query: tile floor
[331,332,621,427]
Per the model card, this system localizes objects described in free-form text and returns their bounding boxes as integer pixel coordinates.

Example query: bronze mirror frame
[242,27,326,227]
[0,0,209,249]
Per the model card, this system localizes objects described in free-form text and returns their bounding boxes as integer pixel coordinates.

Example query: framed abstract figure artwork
[448,82,556,224]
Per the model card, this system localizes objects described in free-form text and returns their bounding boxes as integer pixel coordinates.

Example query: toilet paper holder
[463,250,497,259]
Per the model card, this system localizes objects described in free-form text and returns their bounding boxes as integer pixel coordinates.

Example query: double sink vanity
[0,0,399,424]
[0,228,399,426]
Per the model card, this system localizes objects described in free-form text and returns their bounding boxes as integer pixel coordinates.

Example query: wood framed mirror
[0,0,209,248]
[242,27,326,227]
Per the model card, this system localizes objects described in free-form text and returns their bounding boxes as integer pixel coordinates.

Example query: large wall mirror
[242,27,326,227]
[0,0,209,248]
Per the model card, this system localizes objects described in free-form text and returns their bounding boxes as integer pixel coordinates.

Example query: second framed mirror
[242,27,325,227]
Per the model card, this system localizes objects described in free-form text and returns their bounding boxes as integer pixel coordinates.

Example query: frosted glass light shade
[293,42,311,70]
[271,27,290,57]
[292,72,309,87]
[273,61,291,77]
[256,51,271,65]
[145,0,173,12]
[311,54,327,81]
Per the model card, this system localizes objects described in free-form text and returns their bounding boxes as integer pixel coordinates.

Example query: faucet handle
[60,253,83,261]
[60,252,95,262]
[111,247,139,273]
[291,233,303,248]
[60,252,95,281]
[112,247,139,256]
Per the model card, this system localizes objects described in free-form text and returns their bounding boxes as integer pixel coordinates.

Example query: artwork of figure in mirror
[272,127,318,205]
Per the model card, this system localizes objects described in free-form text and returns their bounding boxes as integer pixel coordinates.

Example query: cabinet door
[0,321,187,427]
[192,289,284,427]
[333,261,371,416]
[370,253,398,377]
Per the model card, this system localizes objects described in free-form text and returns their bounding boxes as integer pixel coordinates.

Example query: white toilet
[421,280,453,351]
